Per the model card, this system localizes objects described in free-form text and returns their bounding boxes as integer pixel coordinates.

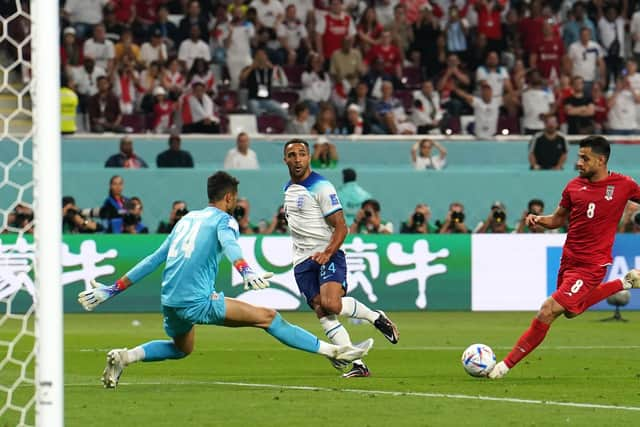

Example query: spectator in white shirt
[178,25,211,71]
[475,51,512,99]
[454,81,502,139]
[411,81,443,134]
[521,70,556,134]
[71,56,106,115]
[598,4,625,90]
[140,29,168,67]
[277,4,311,65]
[411,138,447,170]
[251,0,285,30]
[568,27,606,94]
[301,53,333,114]
[63,0,108,39]
[624,59,640,126]
[182,81,220,134]
[83,23,115,75]
[221,7,256,89]
[607,76,640,135]
[223,132,260,170]
[631,9,640,65]
[284,0,314,25]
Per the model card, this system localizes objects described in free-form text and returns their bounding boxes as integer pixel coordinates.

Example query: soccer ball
[461,343,496,377]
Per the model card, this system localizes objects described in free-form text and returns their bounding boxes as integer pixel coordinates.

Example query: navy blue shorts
[294,250,348,306]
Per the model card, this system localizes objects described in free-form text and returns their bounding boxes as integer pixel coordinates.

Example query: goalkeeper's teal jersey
[159,206,239,308]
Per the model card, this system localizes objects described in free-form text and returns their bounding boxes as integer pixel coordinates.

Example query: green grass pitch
[3,311,640,426]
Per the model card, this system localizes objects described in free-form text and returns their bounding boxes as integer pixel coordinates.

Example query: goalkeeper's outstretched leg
[101,298,373,388]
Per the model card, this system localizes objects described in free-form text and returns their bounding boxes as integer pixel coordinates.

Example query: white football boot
[488,361,510,379]
[102,348,129,388]
[623,269,640,289]
[335,338,374,362]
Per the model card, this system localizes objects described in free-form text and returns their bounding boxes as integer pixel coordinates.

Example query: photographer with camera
[437,202,469,234]
[62,196,103,234]
[475,201,513,233]
[233,197,259,235]
[516,198,546,233]
[618,202,640,233]
[350,199,393,234]
[400,203,433,234]
[157,201,189,233]
[5,203,34,233]
[263,205,289,235]
[122,197,149,234]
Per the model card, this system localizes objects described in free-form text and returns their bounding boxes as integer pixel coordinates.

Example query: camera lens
[633,211,640,226]
[412,212,425,225]
[233,206,245,219]
[364,210,373,218]
[493,209,506,223]
[451,211,464,223]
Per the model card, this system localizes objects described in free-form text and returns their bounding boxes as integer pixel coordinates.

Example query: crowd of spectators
[40,0,640,137]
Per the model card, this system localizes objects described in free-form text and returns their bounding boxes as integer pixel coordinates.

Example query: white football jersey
[283,172,343,266]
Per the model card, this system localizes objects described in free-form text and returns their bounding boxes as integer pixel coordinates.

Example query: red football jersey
[535,37,564,79]
[560,172,640,265]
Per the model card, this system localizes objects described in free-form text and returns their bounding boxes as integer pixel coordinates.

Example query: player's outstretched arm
[77,236,172,311]
[526,206,569,230]
[218,217,273,290]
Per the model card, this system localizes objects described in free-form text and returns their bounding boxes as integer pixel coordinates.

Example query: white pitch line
[64,380,640,413]
[77,345,640,352]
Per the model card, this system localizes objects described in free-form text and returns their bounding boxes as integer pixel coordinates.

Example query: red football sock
[584,279,624,309]
[504,318,551,368]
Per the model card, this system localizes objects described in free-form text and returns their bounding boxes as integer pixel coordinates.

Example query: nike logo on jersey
[564,291,573,297]
[579,186,587,191]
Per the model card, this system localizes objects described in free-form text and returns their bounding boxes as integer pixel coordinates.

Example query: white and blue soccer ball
[461,343,496,377]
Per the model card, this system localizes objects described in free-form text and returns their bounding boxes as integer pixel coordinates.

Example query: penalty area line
[65,380,640,412]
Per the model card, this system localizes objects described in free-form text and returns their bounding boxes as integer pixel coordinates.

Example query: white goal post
[32,0,63,425]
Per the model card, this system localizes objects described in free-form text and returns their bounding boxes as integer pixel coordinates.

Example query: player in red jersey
[489,136,640,379]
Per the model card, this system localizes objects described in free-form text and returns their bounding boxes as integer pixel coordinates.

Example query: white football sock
[320,315,363,365]
[317,340,338,357]
[126,346,145,364]
[340,296,379,323]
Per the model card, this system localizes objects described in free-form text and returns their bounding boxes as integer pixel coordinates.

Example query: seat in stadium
[402,66,423,89]
[121,114,147,133]
[257,114,287,134]
[227,114,258,134]
[215,89,240,113]
[497,114,521,135]
[282,64,304,89]
[271,90,300,112]
[394,89,414,112]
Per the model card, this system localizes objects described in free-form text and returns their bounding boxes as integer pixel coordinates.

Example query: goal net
[1,1,62,425]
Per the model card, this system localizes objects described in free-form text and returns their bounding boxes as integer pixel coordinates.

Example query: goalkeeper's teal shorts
[162,292,226,337]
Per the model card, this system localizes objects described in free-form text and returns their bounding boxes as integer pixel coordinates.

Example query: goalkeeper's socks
[320,315,364,365]
[266,313,320,354]
[340,297,379,323]
[139,340,187,362]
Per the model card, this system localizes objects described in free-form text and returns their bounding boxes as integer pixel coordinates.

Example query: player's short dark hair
[283,138,309,154]
[207,171,239,202]
[579,135,610,162]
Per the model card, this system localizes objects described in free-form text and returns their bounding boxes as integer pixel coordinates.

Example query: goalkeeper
[78,171,373,388]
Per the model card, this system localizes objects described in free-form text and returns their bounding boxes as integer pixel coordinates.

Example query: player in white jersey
[282,139,399,378]
[77,171,373,388]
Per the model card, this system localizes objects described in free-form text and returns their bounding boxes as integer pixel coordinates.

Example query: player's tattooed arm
[313,210,348,265]
[526,206,569,230]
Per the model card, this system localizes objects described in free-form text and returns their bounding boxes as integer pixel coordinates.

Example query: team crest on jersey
[604,185,615,201]
[296,195,304,209]
[329,194,339,206]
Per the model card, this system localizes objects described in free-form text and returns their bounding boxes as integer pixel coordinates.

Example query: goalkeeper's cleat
[102,348,129,389]
[373,310,399,344]
[623,269,640,289]
[342,362,370,378]
[335,338,374,361]
[488,361,510,379]
[327,356,350,371]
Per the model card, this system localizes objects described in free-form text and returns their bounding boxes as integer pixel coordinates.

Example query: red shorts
[552,262,608,315]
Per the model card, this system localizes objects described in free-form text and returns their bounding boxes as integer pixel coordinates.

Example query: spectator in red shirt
[530,21,565,83]
[518,0,544,56]
[315,0,356,61]
[555,74,573,126]
[61,27,83,70]
[112,0,135,27]
[357,6,383,55]
[474,0,505,52]
[365,31,402,81]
